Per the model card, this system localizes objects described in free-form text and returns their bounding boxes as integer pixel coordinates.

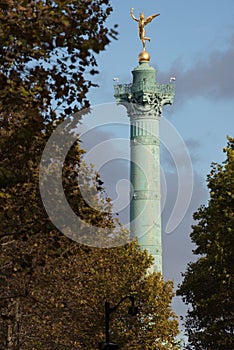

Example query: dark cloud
[162,170,208,282]
[162,169,208,325]
[158,35,234,103]
[79,125,131,222]
[161,137,202,173]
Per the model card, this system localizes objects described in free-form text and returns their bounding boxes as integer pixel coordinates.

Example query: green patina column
[114,48,174,272]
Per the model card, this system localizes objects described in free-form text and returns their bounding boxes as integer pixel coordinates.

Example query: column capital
[114,82,175,116]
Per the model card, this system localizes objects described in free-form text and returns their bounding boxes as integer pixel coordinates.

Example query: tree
[0,1,180,348]
[177,137,234,350]
[0,1,117,347]
[1,240,179,349]
[1,128,180,349]
[0,0,117,190]
[0,0,118,117]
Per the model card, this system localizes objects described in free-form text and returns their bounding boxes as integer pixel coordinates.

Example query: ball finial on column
[138,49,150,62]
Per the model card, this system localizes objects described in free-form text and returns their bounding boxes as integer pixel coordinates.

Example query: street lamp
[99,295,138,350]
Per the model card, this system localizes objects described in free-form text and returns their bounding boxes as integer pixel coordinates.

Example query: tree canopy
[178,137,234,350]
[0,1,180,349]
[0,0,118,117]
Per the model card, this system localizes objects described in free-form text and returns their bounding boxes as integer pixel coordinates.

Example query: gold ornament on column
[130,8,160,62]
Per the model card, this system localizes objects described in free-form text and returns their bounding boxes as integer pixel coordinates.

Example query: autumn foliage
[0,1,179,349]
[178,137,234,350]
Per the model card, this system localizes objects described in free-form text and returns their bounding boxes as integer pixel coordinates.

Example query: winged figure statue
[130,8,160,50]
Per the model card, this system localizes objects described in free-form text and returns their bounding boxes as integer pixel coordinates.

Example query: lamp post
[99,295,138,350]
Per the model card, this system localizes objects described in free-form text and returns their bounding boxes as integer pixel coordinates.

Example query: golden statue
[130,8,160,50]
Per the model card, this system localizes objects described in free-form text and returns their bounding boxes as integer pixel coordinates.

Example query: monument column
[114,10,175,272]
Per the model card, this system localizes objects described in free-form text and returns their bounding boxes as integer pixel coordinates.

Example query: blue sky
[81,0,234,332]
